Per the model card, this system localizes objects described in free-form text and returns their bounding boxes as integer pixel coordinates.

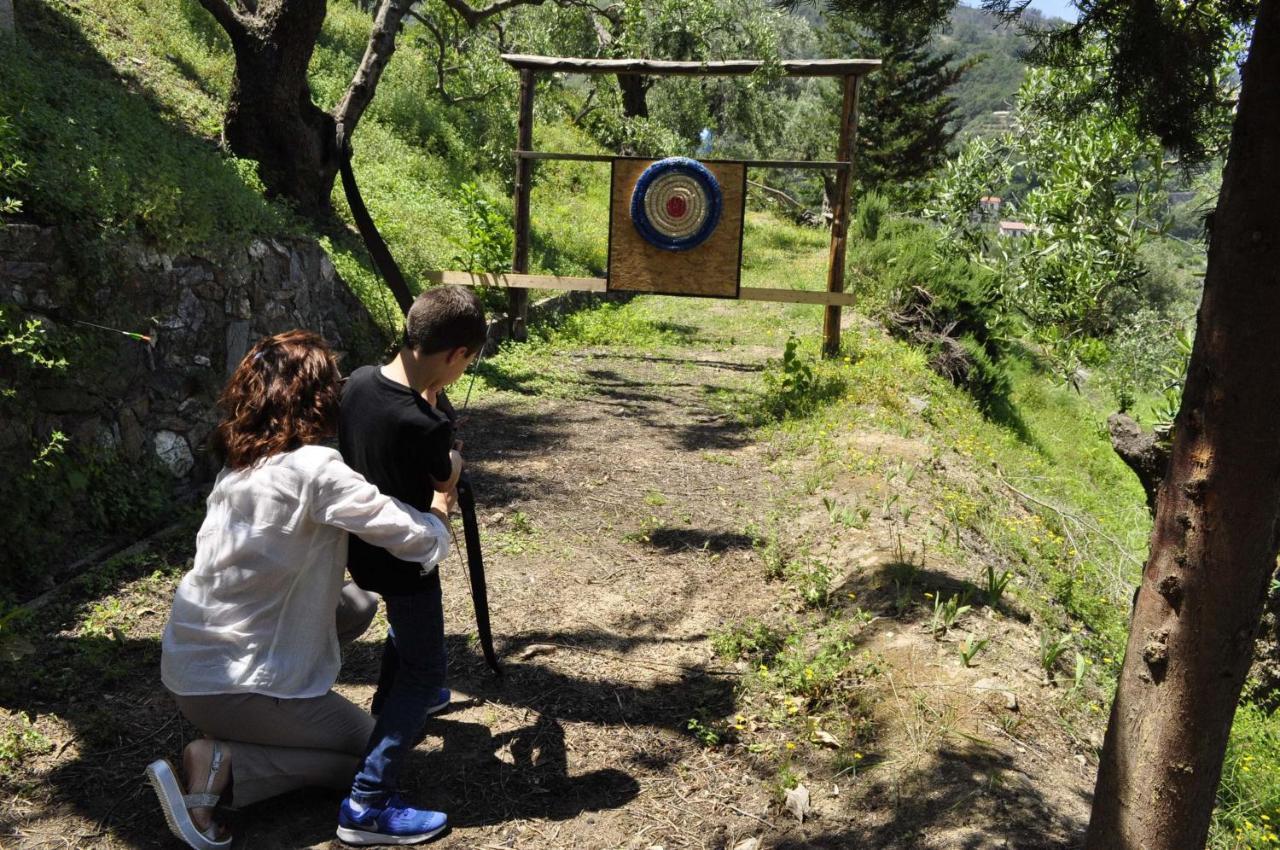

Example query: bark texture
[1086,4,1280,848]
[1107,412,1172,515]
[200,0,338,214]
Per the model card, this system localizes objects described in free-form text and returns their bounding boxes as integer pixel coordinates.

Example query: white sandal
[145,741,232,850]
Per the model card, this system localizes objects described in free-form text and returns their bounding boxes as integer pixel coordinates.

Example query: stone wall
[1,222,387,484]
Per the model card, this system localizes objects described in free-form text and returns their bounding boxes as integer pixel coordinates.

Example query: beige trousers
[171,582,379,807]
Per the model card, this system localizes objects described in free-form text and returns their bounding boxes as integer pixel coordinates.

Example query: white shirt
[161,444,450,699]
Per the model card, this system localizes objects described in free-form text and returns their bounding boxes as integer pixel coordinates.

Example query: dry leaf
[812,729,841,748]
[784,783,811,823]
[732,838,761,850]
[517,643,558,660]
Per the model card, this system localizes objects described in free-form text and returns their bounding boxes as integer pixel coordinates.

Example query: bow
[338,140,502,675]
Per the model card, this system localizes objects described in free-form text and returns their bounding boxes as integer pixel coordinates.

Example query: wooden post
[0,0,14,34]
[510,68,536,341]
[822,74,862,358]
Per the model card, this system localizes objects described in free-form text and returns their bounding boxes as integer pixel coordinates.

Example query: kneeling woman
[147,330,453,849]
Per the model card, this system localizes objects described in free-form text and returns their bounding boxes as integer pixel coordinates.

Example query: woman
[146,330,453,849]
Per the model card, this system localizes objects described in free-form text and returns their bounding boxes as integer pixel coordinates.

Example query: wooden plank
[426,270,607,292]
[501,54,880,78]
[510,67,535,339]
[514,150,850,171]
[740,287,857,306]
[823,74,862,358]
[607,159,746,298]
[429,273,855,306]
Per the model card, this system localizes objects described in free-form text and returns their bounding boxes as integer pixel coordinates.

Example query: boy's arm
[431,449,463,493]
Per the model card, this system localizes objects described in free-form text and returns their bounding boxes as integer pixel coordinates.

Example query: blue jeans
[349,574,447,804]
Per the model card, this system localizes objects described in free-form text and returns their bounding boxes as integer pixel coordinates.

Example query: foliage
[761,334,847,421]
[0,24,288,250]
[929,592,970,636]
[1038,629,1073,677]
[712,619,787,662]
[0,309,169,598]
[876,220,1015,423]
[821,9,969,202]
[981,563,1014,606]
[450,181,514,273]
[1213,699,1280,850]
[957,634,989,667]
[0,115,26,214]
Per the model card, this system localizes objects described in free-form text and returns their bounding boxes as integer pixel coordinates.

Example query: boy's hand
[430,487,456,521]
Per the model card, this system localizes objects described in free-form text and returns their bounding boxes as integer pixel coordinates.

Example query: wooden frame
[451,54,878,355]
[425,270,857,306]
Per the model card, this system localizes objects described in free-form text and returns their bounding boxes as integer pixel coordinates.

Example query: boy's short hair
[404,285,487,355]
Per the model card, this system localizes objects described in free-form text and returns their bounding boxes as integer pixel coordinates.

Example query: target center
[665,195,688,219]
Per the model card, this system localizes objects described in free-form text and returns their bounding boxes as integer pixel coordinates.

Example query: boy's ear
[446,345,472,365]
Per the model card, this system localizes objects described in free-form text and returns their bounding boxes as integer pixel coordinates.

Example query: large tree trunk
[1086,4,1280,848]
[617,72,650,119]
[214,0,338,214]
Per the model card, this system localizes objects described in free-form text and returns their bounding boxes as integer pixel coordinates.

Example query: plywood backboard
[607,158,746,299]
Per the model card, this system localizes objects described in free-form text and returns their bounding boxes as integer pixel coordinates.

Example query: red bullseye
[665,195,688,219]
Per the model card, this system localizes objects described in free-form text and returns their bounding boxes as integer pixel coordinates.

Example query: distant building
[998,220,1035,238]
[979,195,1002,217]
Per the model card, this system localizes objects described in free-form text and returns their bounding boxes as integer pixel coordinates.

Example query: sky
[962,1,1078,22]
[1026,1,1078,22]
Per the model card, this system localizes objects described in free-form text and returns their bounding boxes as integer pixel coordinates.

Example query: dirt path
[3,310,1103,849]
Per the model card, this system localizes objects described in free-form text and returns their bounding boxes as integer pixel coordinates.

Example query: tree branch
[441,0,548,28]
[195,0,251,39]
[409,8,503,106]
[334,0,414,148]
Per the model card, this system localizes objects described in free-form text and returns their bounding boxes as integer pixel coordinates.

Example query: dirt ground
[1,332,1104,849]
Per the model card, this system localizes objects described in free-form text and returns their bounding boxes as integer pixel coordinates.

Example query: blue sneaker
[337,795,447,846]
[424,688,451,717]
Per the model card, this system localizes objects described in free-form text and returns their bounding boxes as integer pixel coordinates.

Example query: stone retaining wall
[2,222,386,483]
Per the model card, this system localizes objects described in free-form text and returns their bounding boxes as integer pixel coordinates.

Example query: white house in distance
[998,220,1036,239]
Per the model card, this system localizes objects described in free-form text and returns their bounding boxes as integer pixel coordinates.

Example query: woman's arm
[308,451,451,568]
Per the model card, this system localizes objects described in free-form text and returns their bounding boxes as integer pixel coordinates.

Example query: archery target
[629,157,722,251]
[608,158,746,299]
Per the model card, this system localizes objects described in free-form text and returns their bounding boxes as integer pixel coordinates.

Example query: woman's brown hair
[213,330,342,470]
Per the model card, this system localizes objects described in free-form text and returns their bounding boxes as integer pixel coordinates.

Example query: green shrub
[876,227,1016,424]
[855,191,889,242]
[760,334,847,421]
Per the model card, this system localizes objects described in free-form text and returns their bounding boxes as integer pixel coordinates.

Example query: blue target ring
[630,157,722,252]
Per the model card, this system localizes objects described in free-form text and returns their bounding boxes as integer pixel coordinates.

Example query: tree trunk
[0,0,14,34]
[214,0,339,214]
[617,72,650,119]
[1086,4,1280,848]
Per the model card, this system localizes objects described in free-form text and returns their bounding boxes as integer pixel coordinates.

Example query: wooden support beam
[740,287,856,307]
[426,270,608,292]
[501,54,880,78]
[430,271,856,306]
[513,150,850,171]
[509,67,535,340]
[822,74,862,358]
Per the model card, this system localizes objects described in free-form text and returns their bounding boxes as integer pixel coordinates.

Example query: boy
[335,285,487,845]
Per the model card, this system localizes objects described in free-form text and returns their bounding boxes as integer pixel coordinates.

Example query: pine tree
[823,14,967,198]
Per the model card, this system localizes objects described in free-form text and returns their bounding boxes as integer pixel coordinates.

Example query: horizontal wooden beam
[514,151,850,171]
[740,287,856,306]
[500,54,880,78]
[429,271,857,306]
[426,270,607,292]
